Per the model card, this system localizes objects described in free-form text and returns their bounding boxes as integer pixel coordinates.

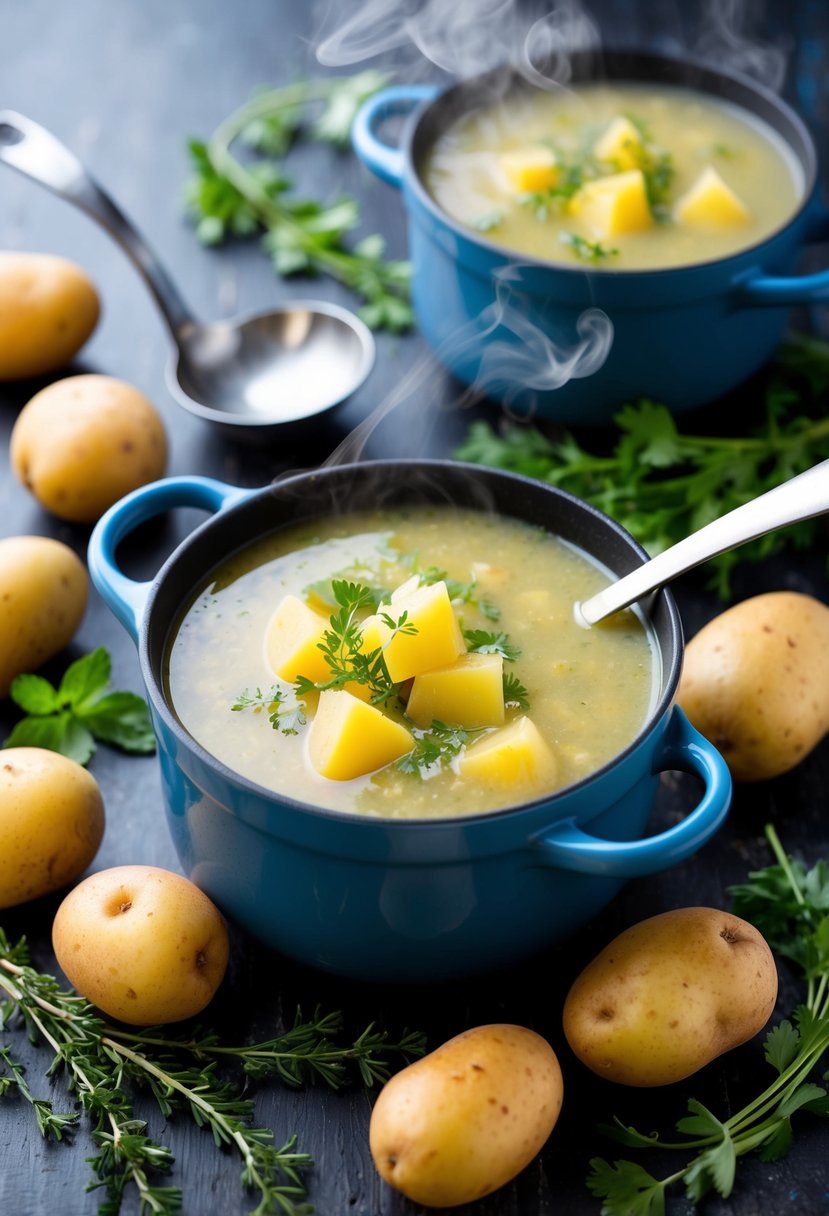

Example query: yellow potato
[0,535,88,697]
[52,864,229,1025]
[677,591,829,781]
[563,907,777,1086]
[11,374,168,523]
[369,1024,563,1207]
[0,252,99,379]
[0,748,104,908]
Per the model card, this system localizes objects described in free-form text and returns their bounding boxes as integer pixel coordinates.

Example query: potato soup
[166,507,657,819]
[424,83,802,269]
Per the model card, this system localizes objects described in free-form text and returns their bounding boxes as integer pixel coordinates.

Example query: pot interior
[143,462,682,805]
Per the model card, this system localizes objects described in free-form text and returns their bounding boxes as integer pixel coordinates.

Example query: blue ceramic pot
[87,461,730,982]
[353,51,829,424]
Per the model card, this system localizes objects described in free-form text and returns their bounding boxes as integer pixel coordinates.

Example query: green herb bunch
[0,931,425,1215]
[587,824,829,1214]
[184,72,413,332]
[456,334,829,597]
[3,647,155,764]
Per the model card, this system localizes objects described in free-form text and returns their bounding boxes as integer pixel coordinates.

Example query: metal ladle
[578,457,829,626]
[0,111,375,435]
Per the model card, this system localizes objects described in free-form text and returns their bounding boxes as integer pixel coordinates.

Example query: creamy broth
[424,83,802,269]
[167,507,657,819]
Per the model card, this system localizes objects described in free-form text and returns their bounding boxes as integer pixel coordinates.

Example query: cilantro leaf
[586,1158,666,1216]
[463,629,521,661]
[764,1020,801,1075]
[503,672,530,710]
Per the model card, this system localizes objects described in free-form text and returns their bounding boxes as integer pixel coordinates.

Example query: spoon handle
[0,110,195,337]
[579,457,829,626]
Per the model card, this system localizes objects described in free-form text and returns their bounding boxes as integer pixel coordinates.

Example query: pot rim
[138,459,684,831]
[403,47,818,279]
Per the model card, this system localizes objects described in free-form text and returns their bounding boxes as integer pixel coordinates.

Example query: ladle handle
[579,457,829,626]
[0,110,195,338]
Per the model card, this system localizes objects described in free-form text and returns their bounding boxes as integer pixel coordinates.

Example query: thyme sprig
[0,931,425,1215]
[587,825,829,1214]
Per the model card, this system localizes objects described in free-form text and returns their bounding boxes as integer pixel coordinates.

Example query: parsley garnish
[231,686,306,735]
[454,334,829,597]
[559,230,619,263]
[397,721,477,777]
[463,629,522,661]
[185,72,413,332]
[587,824,829,1213]
[3,648,155,765]
[503,672,530,710]
[417,566,501,622]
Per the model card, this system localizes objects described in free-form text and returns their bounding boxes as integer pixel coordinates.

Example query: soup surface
[167,507,657,819]
[424,82,802,269]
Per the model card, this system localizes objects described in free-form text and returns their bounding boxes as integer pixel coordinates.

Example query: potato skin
[563,907,777,1087]
[678,592,829,782]
[0,748,104,908]
[52,865,229,1025]
[11,373,167,523]
[0,535,88,696]
[369,1023,563,1208]
[0,252,99,379]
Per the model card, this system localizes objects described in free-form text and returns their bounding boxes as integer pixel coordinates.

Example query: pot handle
[531,708,731,878]
[352,84,440,188]
[87,476,252,644]
[736,204,829,306]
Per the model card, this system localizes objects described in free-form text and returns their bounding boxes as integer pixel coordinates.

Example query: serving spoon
[0,111,375,435]
[578,457,829,626]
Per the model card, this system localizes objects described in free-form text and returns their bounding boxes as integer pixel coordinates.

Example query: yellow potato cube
[593,115,643,171]
[571,169,652,237]
[366,581,465,684]
[407,652,505,729]
[499,147,559,193]
[308,690,413,781]
[458,717,557,790]
[674,166,751,228]
[265,595,330,684]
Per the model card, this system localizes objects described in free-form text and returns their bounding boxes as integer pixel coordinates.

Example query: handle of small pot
[737,204,829,306]
[87,476,252,643]
[352,84,440,188]
[532,709,731,878]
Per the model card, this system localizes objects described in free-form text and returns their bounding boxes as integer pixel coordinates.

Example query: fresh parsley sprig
[455,334,829,597]
[0,931,425,1216]
[185,72,414,332]
[397,720,480,777]
[463,629,521,661]
[3,648,155,765]
[559,231,618,263]
[231,685,306,735]
[587,824,829,1215]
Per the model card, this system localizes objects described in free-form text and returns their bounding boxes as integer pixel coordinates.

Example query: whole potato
[369,1023,563,1208]
[11,374,167,523]
[0,748,104,908]
[0,252,99,379]
[52,865,229,1025]
[563,907,777,1087]
[678,591,829,781]
[0,535,88,696]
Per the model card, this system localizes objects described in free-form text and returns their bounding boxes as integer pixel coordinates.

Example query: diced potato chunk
[499,146,559,193]
[593,115,643,171]
[364,581,465,684]
[265,594,330,683]
[571,169,652,237]
[458,717,557,790]
[673,166,751,228]
[308,690,413,781]
[407,652,505,729]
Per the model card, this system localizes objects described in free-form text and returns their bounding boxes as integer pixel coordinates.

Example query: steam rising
[694,0,788,94]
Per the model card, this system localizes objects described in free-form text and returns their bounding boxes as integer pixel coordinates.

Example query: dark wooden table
[1,3,828,1214]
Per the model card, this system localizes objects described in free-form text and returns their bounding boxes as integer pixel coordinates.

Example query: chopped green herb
[472,210,505,232]
[3,649,155,765]
[185,72,413,332]
[417,566,501,622]
[231,686,306,735]
[463,630,522,661]
[502,672,530,710]
[397,721,477,777]
[559,230,619,263]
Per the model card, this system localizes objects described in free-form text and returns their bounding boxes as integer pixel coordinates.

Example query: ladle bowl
[0,111,375,436]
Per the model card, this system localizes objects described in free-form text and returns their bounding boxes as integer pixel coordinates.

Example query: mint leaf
[57,647,111,710]
[3,713,71,754]
[9,674,60,716]
[59,718,96,766]
[79,692,155,754]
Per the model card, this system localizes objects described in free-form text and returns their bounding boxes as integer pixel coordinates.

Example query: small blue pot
[353,51,829,424]
[88,462,730,982]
